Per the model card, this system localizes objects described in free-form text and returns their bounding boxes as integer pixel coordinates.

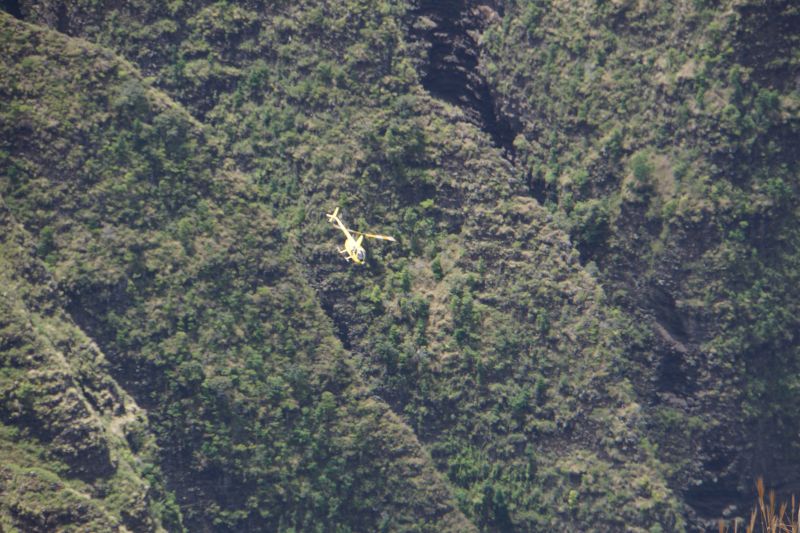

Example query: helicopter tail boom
[349,230,396,242]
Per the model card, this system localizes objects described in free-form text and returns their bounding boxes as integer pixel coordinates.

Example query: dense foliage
[1,0,798,531]
[0,13,468,532]
[482,0,800,521]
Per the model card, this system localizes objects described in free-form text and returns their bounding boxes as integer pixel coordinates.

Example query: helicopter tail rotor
[326,207,340,222]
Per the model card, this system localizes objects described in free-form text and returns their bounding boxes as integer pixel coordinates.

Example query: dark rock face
[0,0,21,19]
[409,0,517,153]
[734,0,800,90]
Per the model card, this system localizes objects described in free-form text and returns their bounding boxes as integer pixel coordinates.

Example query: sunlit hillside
[1,1,798,531]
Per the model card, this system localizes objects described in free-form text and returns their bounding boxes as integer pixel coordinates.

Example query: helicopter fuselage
[326,208,394,265]
[327,208,366,264]
[343,235,366,264]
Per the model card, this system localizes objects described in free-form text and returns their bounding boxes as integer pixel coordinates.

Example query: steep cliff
[0,199,174,531]
[1,1,799,531]
[0,13,471,532]
[481,0,800,523]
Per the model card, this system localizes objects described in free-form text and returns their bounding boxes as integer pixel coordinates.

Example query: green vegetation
[0,13,468,532]
[483,0,800,527]
[1,0,799,531]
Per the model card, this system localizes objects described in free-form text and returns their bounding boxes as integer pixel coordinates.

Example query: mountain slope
[481,0,800,522]
[0,12,471,532]
[2,0,799,531]
[5,2,687,530]
[1,200,175,532]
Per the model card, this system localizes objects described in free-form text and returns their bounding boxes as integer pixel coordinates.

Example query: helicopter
[326,207,396,264]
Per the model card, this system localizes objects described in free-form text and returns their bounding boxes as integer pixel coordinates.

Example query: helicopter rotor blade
[347,229,396,242]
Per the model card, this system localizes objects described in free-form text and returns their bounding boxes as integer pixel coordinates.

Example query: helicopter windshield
[356,249,365,261]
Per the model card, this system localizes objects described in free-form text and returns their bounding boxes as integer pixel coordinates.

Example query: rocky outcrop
[408,1,517,152]
[0,199,165,531]
[481,1,800,527]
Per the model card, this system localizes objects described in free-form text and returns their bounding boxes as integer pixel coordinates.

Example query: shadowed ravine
[409,0,518,154]
[2,1,800,531]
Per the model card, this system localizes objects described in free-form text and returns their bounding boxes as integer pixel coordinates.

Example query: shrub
[630,150,654,184]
